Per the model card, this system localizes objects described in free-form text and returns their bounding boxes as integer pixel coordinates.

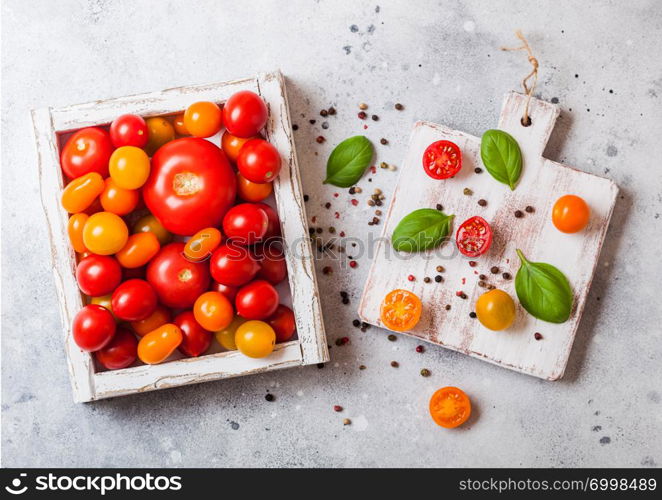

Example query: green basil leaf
[392,209,454,252]
[515,249,573,323]
[323,135,374,187]
[480,129,522,190]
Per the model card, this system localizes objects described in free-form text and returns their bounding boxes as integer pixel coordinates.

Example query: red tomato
[210,281,239,302]
[111,279,157,322]
[109,114,149,148]
[72,304,116,351]
[95,328,137,370]
[143,138,236,235]
[146,242,210,308]
[422,140,462,179]
[255,203,281,239]
[456,216,493,257]
[222,203,268,245]
[268,305,296,342]
[75,255,122,297]
[222,90,268,138]
[236,139,281,183]
[254,244,287,285]
[209,244,260,287]
[235,280,279,320]
[61,127,114,179]
[173,311,212,357]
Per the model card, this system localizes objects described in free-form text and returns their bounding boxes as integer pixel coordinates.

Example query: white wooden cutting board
[358,92,618,380]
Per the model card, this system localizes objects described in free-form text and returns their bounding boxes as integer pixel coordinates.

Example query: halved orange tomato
[379,289,422,332]
[429,387,472,428]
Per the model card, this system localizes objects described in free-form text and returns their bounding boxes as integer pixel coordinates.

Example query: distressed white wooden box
[32,71,329,402]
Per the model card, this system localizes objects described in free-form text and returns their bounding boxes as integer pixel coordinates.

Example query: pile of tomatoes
[61,90,297,370]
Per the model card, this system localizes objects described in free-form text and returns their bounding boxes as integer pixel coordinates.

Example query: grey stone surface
[2,0,661,467]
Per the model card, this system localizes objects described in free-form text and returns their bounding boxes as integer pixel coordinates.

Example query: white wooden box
[32,71,329,402]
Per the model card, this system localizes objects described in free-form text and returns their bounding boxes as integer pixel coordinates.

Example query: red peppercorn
[333,405,343,412]
[334,211,340,219]
[351,199,358,206]
[349,260,357,268]
[408,274,415,281]
[415,345,424,353]
[469,261,477,267]
[358,111,367,119]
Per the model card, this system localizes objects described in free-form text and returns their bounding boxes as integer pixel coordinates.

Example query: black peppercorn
[436,204,444,211]
[469,312,477,318]
[478,199,487,207]
[265,393,275,402]
[394,103,404,110]
[434,275,442,283]
[490,266,499,274]
[502,272,512,280]
[303,194,309,202]
[380,138,388,145]
[525,205,535,213]
[352,319,360,327]
[514,210,524,218]
[320,109,328,117]
[328,107,336,115]
[474,167,483,174]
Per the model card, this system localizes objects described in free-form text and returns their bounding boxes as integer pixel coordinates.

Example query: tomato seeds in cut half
[380,289,422,332]
[456,216,493,257]
[422,140,462,179]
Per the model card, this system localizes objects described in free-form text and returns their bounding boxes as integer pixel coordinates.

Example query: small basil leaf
[323,135,374,187]
[515,249,573,323]
[392,209,454,252]
[480,129,522,190]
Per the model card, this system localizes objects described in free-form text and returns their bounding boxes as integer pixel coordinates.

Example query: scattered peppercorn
[328,107,336,115]
[348,187,356,195]
[316,136,326,144]
[352,319,360,327]
[474,167,483,174]
[309,119,316,124]
[469,312,477,318]
[375,210,382,216]
[490,266,499,274]
[502,272,512,280]
[514,210,524,218]
[390,361,399,368]
[408,274,415,281]
[343,418,351,425]
[534,332,543,340]
[415,345,424,353]
[420,368,431,377]
[358,111,367,119]
[329,227,336,234]
[293,124,299,131]
[479,274,487,280]
[445,304,451,310]
[265,393,275,402]
[478,199,487,207]
[354,186,362,193]
[436,265,445,273]
[322,266,332,275]
[317,363,325,369]
[349,260,357,268]
[463,187,473,196]
[367,199,375,207]
[478,281,486,288]
[371,114,379,121]
[394,103,404,110]
[525,205,535,213]
[380,162,388,169]
[469,261,477,267]
[359,365,366,370]
[322,122,329,129]
[359,103,368,110]
[303,194,309,202]
[320,109,328,117]
[333,405,343,412]
[487,284,496,290]
[434,275,443,283]
[375,199,383,206]
[424,277,431,283]
[380,138,388,145]
[316,227,323,234]
[342,297,349,305]
[387,334,397,342]
[436,204,444,211]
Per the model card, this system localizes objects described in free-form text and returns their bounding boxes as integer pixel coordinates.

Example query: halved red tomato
[455,216,492,257]
[422,140,462,179]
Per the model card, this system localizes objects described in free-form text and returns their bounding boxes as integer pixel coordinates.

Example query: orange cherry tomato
[236,172,273,202]
[221,131,256,163]
[68,213,89,253]
[133,214,172,245]
[115,232,160,268]
[235,320,275,358]
[99,177,140,215]
[61,172,105,213]
[429,387,472,428]
[83,211,129,255]
[171,113,189,136]
[380,289,422,332]
[130,305,171,337]
[109,146,151,190]
[184,101,223,138]
[183,227,222,261]
[193,291,234,331]
[552,194,590,233]
[137,323,183,364]
[144,117,175,156]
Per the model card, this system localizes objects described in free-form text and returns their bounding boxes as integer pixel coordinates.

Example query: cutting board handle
[497,91,560,160]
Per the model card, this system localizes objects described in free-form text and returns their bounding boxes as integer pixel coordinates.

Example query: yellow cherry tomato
[133,214,172,245]
[68,213,89,253]
[82,211,129,255]
[109,146,150,190]
[171,113,189,136]
[99,177,140,215]
[184,227,222,261]
[235,320,276,358]
[144,117,175,156]
[131,305,171,337]
[184,101,223,138]
[115,232,160,268]
[138,323,183,364]
[61,172,105,213]
[89,294,117,320]
[475,289,516,331]
[552,194,590,233]
[215,316,245,351]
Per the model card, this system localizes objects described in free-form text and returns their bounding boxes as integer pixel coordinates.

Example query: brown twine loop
[501,30,538,126]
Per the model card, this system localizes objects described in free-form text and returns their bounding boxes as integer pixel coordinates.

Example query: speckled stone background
[2,0,661,467]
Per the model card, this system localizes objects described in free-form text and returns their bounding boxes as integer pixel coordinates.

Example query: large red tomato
[75,255,122,297]
[143,138,236,235]
[72,304,116,352]
[235,280,279,320]
[61,127,114,179]
[173,311,212,357]
[95,328,138,370]
[147,242,210,308]
[209,244,260,287]
[111,279,157,322]
[222,90,268,138]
